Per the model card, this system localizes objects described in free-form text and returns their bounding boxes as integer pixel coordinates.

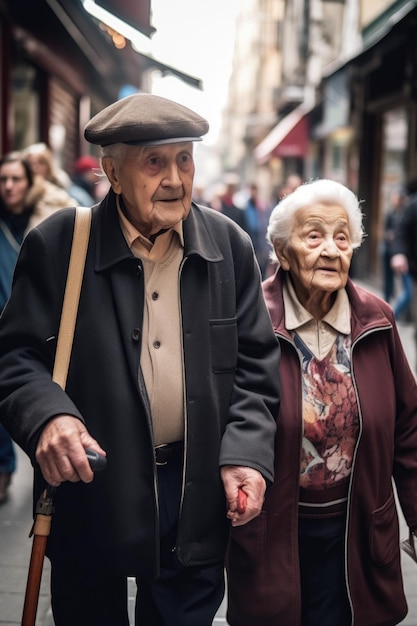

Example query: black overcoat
[0,190,280,577]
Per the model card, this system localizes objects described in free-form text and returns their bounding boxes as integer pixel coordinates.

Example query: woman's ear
[101,157,121,194]
[275,245,290,271]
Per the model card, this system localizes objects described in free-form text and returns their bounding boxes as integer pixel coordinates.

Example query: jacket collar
[94,189,223,271]
[182,203,224,262]
[263,268,392,341]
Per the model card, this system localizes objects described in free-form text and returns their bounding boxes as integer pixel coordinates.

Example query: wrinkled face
[0,161,30,214]
[103,142,195,238]
[276,203,353,301]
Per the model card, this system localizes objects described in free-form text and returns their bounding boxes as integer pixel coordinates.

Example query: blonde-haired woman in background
[23,142,77,213]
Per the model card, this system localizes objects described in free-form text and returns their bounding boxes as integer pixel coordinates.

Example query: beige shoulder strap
[52,206,92,389]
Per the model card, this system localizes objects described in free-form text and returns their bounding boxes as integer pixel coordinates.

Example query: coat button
[132,328,141,341]
[152,291,159,300]
[153,340,161,349]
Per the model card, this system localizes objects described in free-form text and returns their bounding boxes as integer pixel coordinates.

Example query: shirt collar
[116,194,184,252]
[283,274,351,335]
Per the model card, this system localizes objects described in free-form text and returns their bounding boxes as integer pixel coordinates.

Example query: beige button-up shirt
[117,197,185,445]
[283,277,351,358]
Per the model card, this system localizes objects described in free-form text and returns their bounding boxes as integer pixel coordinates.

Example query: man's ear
[102,157,121,194]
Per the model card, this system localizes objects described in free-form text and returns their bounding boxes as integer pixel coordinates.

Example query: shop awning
[95,0,155,36]
[81,0,202,89]
[323,0,417,78]
[254,103,312,164]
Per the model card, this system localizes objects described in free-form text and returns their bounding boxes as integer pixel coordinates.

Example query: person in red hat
[67,154,108,205]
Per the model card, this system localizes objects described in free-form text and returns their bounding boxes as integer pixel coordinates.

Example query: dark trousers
[298,517,351,626]
[50,445,225,625]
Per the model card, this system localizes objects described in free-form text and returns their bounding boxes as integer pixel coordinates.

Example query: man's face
[277,203,353,304]
[103,142,195,237]
[0,161,30,213]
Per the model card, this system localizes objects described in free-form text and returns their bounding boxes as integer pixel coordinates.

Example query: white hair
[266,178,365,265]
[101,143,127,166]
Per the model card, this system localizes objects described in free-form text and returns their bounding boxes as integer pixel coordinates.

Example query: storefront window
[11,62,39,150]
[380,107,407,216]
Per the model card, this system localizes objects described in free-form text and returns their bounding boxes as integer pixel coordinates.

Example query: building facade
[0,0,201,178]
[221,0,417,281]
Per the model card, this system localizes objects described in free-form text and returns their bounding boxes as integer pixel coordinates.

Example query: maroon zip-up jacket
[226,269,417,626]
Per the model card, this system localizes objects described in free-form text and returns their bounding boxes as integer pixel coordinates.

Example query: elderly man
[0,94,280,626]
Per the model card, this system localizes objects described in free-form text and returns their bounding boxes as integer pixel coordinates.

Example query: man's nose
[162,164,182,186]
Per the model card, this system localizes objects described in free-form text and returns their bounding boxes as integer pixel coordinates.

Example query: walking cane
[20,205,94,626]
[21,450,106,626]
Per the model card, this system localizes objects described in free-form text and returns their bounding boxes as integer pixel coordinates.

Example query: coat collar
[94,189,223,272]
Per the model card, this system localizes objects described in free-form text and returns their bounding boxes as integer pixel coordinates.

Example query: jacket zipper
[279,323,391,626]
[345,324,391,626]
[172,255,188,554]
[135,258,161,569]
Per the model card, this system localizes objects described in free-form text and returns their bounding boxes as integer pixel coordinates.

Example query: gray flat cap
[84,93,209,147]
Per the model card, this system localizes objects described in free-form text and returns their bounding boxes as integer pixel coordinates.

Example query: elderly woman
[226,179,417,626]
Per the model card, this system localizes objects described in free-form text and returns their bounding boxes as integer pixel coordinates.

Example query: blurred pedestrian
[67,155,102,205]
[285,173,303,193]
[0,94,279,625]
[270,174,304,217]
[23,142,77,211]
[382,188,413,320]
[226,179,417,626]
[391,177,417,365]
[192,183,206,205]
[22,142,69,188]
[244,183,270,277]
[0,151,71,503]
[275,173,303,201]
[219,174,248,231]
[207,183,224,212]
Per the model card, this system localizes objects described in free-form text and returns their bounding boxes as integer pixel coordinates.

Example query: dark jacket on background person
[392,192,417,278]
[220,194,248,232]
[226,269,417,626]
[0,188,279,578]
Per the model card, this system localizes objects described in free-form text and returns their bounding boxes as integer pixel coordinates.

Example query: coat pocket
[369,492,399,568]
[226,512,298,624]
[227,510,267,568]
[210,318,238,372]
[226,512,269,615]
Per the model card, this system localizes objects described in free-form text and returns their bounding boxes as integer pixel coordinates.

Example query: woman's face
[0,161,30,214]
[26,154,49,179]
[276,202,353,305]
